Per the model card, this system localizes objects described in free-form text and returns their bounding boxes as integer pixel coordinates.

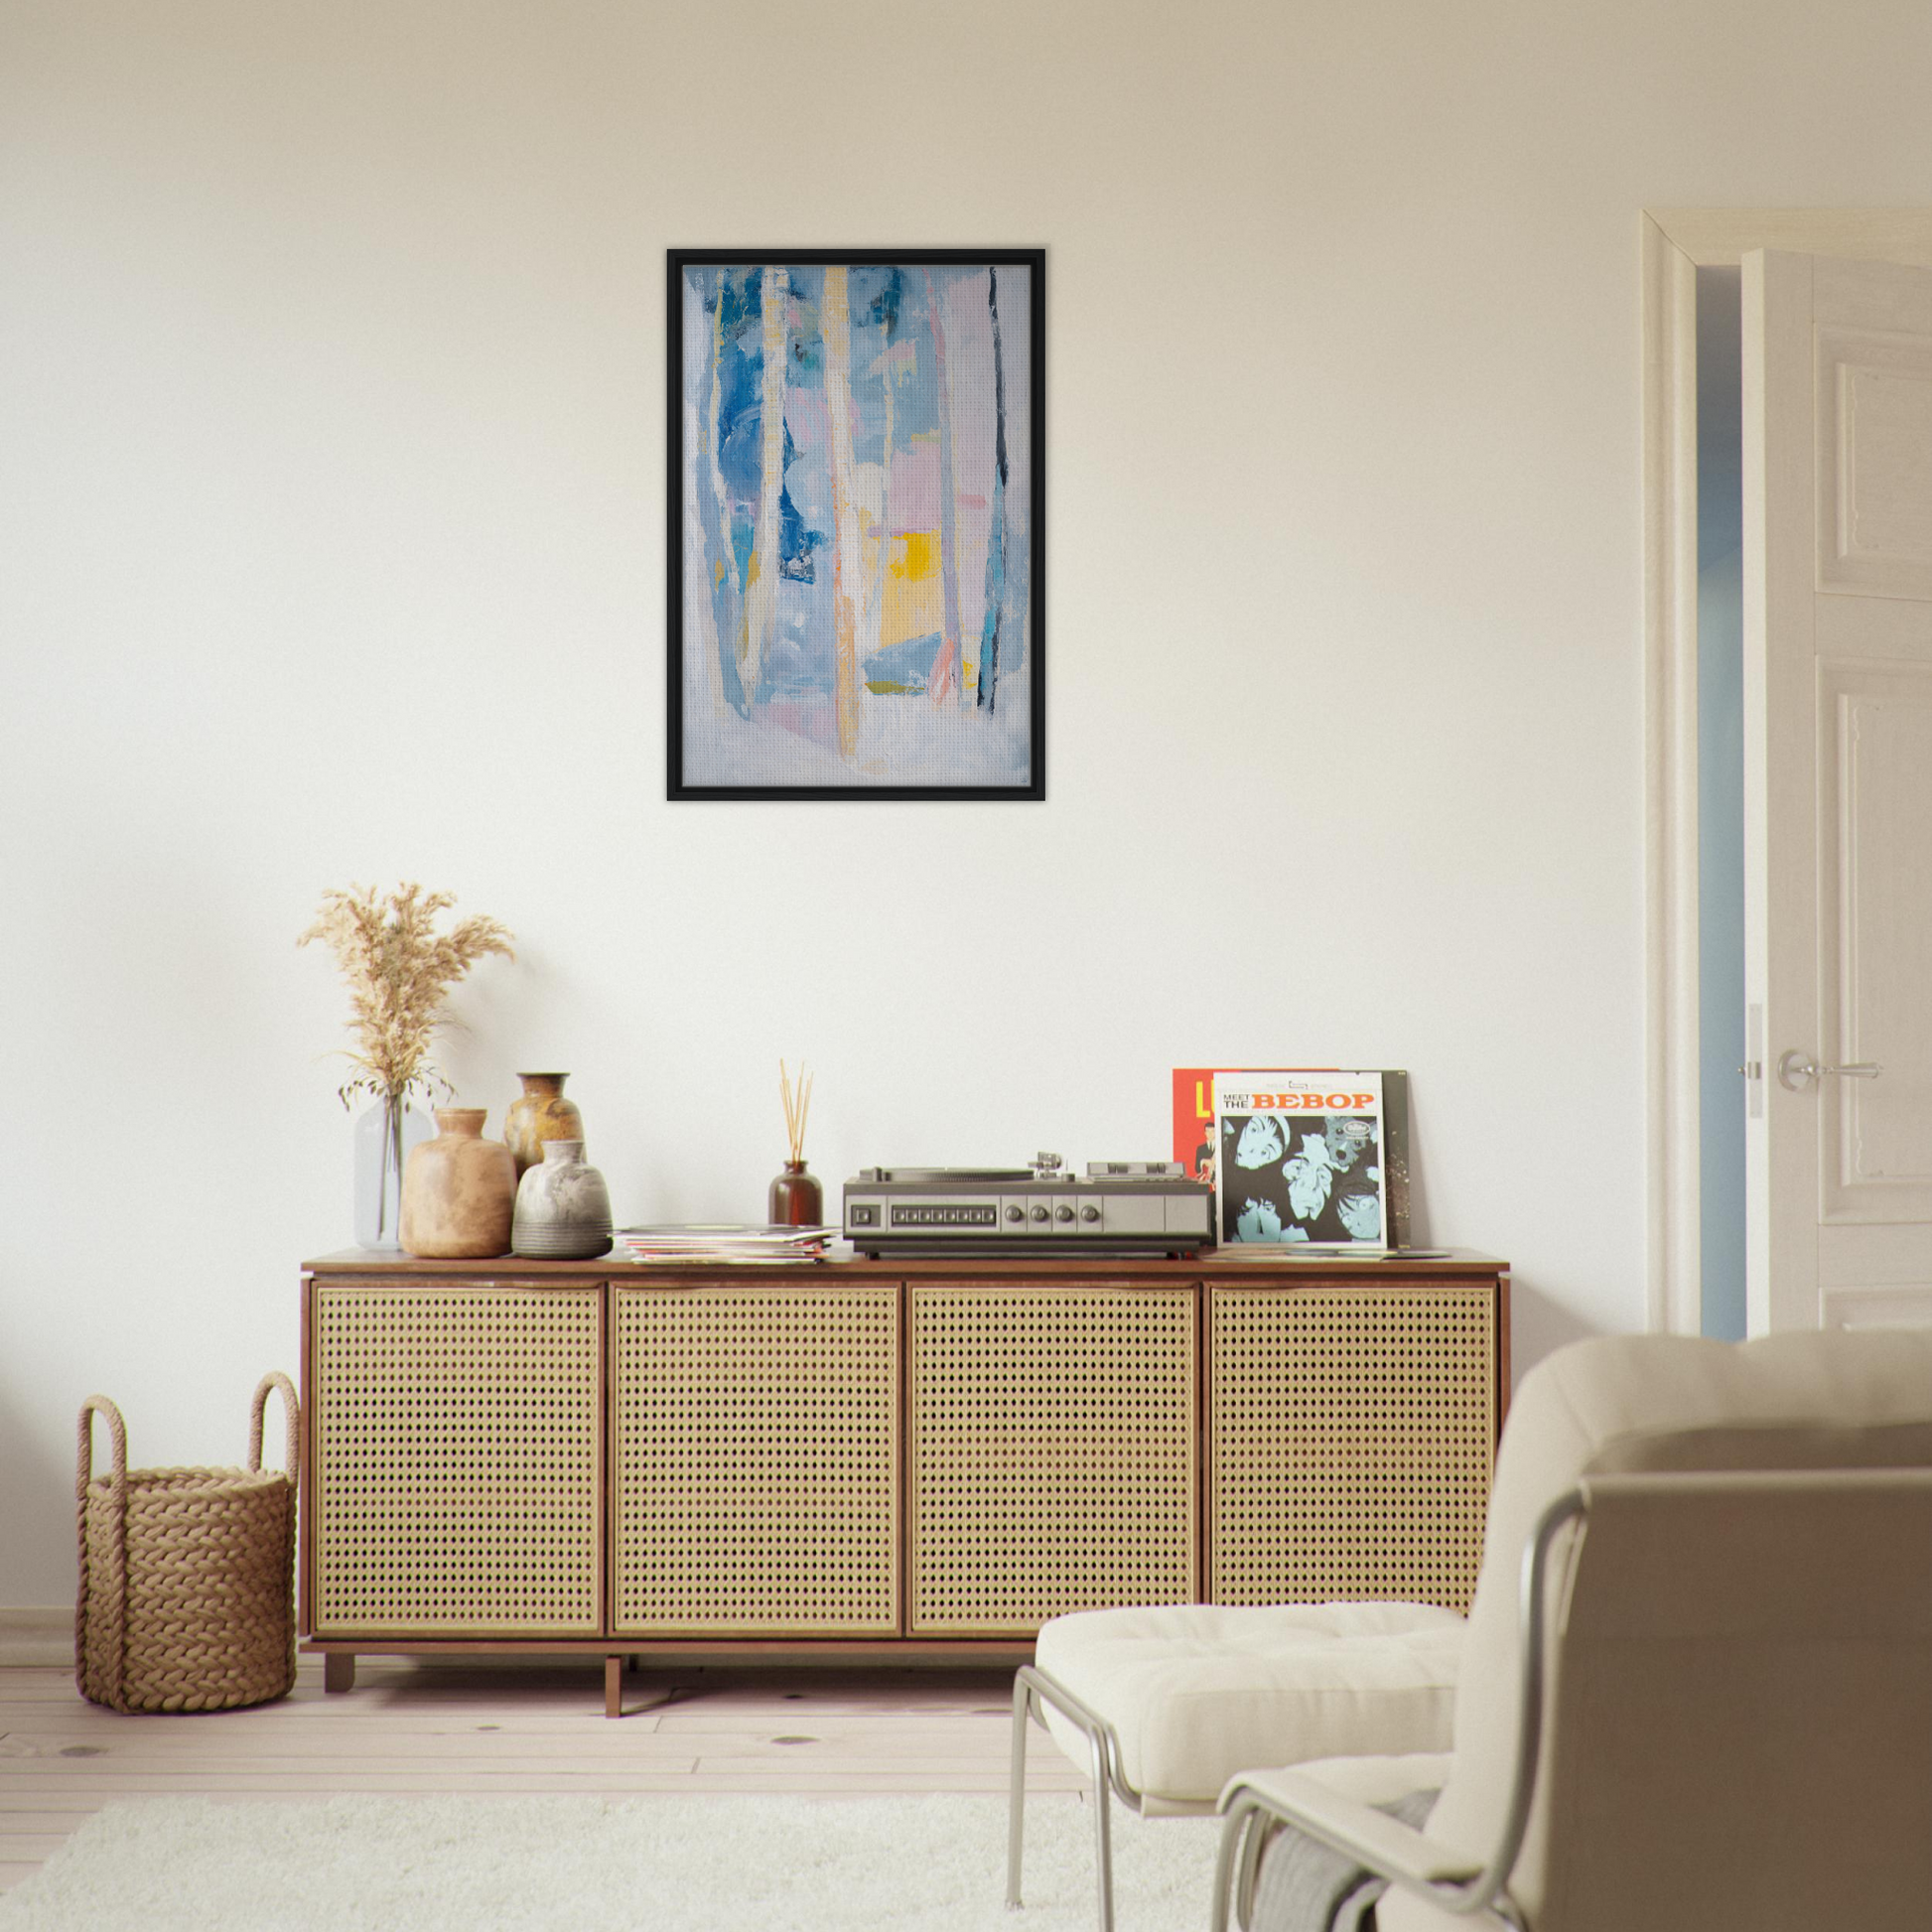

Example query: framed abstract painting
[667,249,1044,800]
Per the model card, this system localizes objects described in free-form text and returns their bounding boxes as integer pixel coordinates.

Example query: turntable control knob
[1031,1205,1050,1223]
[1005,1204,1025,1223]
[1055,1204,1075,1223]
[1080,1205,1101,1223]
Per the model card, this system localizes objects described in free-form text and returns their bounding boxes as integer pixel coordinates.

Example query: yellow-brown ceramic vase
[503,1072,586,1178]
[399,1109,515,1258]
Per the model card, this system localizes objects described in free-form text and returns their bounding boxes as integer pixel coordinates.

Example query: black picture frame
[667,249,1045,801]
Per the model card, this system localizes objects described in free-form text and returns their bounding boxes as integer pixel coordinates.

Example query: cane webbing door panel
[312,1283,602,1635]
[612,1282,899,1634]
[1208,1283,1494,1611]
[908,1282,1197,1634]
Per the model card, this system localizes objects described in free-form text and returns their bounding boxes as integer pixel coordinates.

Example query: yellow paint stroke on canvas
[880,531,943,648]
[896,531,938,582]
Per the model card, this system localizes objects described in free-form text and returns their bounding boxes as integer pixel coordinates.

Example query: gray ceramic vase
[511,1140,613,1260]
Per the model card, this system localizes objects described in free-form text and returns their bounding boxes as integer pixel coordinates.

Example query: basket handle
[248,1371,301,1481]
[76,1395,127,1504]
[74,1395,131,1707]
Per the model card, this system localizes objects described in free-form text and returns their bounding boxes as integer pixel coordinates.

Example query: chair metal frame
[1007,1661,1187,1932]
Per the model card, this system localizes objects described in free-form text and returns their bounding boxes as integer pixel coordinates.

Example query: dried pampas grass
[299,883,515,1107]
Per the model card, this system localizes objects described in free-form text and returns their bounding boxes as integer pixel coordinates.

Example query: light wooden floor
[0,1656,1085,1892]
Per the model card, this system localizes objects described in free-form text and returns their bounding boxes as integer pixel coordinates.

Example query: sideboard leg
[323,1652,355,1695]
[605,1654,622,1719]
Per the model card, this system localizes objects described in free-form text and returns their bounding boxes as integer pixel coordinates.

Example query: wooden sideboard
[300,1250,1509,1714]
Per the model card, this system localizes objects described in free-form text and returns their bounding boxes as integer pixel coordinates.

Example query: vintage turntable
[843,1154,1212,1257]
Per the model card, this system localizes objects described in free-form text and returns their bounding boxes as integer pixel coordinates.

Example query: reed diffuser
[768,1058,823,1227]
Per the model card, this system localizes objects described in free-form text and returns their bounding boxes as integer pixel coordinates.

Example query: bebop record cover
[1205,1069,1416,1249]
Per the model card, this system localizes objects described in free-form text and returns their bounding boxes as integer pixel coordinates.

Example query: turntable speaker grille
[1208,1284,1494,1611]
[908,1283,1197,1633]
[612,1283,899,1634]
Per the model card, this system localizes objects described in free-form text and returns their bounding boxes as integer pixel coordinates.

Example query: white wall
[4,0,1928,1604]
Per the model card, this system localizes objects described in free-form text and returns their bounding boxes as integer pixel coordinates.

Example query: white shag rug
[0,1793,1223,1931]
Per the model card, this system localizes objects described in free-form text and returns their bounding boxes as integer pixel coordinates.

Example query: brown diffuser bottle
[768,1059,824,1226]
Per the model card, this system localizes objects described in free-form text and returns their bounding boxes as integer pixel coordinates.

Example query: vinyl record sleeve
[1172,1067,1411,1248]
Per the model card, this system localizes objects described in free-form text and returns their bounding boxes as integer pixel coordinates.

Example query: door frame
[1641,209,1932,1334]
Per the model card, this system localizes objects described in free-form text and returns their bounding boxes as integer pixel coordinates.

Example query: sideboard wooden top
[305,1247,1507,1281]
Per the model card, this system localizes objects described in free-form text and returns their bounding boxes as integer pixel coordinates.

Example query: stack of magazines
[613,1224,838,1265]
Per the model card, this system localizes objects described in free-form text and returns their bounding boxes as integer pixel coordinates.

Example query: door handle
[1776,1050,1882,1091]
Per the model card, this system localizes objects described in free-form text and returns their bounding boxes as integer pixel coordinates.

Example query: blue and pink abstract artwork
[668,252,1042,798]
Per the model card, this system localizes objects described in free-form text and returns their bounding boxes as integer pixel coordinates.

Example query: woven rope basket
[75,1373,300,1714]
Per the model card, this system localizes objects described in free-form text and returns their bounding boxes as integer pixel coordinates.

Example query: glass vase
[352,1094,432,1250]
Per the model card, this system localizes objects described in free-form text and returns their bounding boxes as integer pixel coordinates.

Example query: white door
[1744,249,1932,1331]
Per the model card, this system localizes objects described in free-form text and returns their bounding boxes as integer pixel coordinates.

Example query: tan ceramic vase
[400,1109,515,1258]
[503,1072,586,1178]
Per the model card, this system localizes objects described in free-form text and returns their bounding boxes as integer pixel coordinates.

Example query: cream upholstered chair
[1009,1601,1465,1926]
[1212,1327,1932,1932]
[1007,1570,1467,1921]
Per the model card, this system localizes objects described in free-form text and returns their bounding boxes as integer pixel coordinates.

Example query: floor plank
[0,1838,64,1862]
[0,1658,1081,1889]
[0,1726,1030,1764]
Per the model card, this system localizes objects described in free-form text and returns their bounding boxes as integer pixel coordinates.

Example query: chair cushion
[1033,1601,1465,1811]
